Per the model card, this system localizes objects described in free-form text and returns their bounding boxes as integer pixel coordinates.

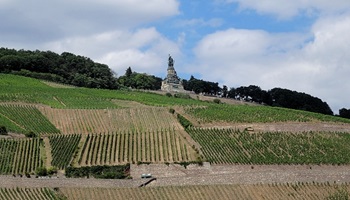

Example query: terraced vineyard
[0,104,60,135]
[0,187,62,200]
[77,130,198,166]
[0,138,42,174]
[49,134,82,169]
[3,74,350,199]
[187,128,350,164]
[39,107,182,134]
[60,183,350,200]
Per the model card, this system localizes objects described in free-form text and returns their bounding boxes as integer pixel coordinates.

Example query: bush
[65,164,130,179]
[36,167,48,176]
[165,92,172,97]
[213,99,221,104]
[169,108,175,114]
[177,114,193,129]
[174,93,191,99]
[0,126,7,135]
[47,166,58,175]
[25,131,37,138]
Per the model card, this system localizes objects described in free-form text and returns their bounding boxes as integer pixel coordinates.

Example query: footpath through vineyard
[2,164,350,188]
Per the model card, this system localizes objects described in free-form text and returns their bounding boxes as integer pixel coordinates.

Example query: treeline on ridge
[225,85,334,115]
[0,47,118,89]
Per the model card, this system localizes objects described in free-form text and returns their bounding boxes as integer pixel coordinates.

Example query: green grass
[0,74,202,108]
[188,128,350,164]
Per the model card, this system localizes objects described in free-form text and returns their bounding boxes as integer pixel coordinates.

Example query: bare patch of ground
[41,80,76,88]
[0,132,25,139]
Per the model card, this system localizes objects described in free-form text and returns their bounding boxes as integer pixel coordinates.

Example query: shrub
[174,93,191,99]
[47,166,58,175]
[0,126,7,135]
[213,99,221,104]
[165,92,172,97]
[36,167,48,176]
[169,108,175,114]
[65,164,130,179]
[25,131,36,138]
[177,114,193,129]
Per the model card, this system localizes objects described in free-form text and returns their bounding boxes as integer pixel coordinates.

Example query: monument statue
[168,54,174,67]
[161,55,185,92]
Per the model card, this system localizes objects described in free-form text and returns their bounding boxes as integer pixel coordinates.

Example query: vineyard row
[0,104,59,135]
[187,128,350,165]
[77,130,198,166]
[0,138,42,175]
[40,106,183,134]
[60,182,350,200]
[0,187,61,200]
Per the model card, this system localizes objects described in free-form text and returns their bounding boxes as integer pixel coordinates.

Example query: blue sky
[1,0,350,113]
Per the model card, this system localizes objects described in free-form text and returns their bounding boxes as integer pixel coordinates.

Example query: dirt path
[2,164,350,188]
[43,137,52,168]
[132,164,350,187]
[204,122,350,133]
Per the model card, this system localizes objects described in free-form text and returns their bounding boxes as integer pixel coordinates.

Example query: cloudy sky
[1,0,350,113]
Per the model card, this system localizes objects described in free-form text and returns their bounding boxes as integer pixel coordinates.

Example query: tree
[269,88,333,115]
[227,87,236,99]
[0,126,7,135]
[36,167,48,176]
[125,67,132,77]
[0,48,119,89]
[222,85,228,97]
[339,108,350,119]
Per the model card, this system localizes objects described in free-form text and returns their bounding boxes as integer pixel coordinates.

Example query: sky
[1,0,350,113]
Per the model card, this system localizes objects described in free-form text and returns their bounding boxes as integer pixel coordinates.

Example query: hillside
[1,74,350,199]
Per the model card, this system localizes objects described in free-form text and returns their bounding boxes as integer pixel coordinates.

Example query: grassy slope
[1,73,349,123]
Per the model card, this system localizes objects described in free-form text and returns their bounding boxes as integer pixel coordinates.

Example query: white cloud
[224,0,350,19]
[0,0,179,45]
[44,27,181,76]
[193,13,350,112]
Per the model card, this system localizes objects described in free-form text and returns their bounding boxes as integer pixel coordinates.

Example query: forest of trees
[117,67,162,90]
[0,48,119,89]
[226,85,333,115]
[183,75,220,95]
[1,47,348,118]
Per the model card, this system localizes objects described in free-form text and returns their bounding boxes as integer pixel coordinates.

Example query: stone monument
[161,55,185,92]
